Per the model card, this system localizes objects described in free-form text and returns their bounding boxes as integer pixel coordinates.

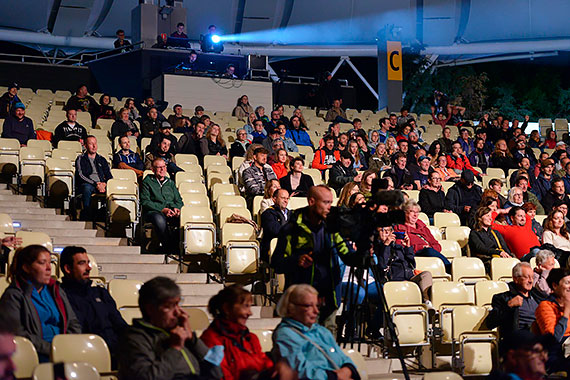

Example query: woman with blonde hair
[368,142,391,172]
[337,182,360,208]
[259,179,281,214]
[200,123,228,159]
[385,136,397,156]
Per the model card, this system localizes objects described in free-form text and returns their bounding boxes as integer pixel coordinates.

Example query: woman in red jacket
[201,285,282,380]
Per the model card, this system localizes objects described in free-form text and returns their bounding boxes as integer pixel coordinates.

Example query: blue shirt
[30,284,61,344]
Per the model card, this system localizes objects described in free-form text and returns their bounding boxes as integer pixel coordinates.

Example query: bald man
[271,185,355,334]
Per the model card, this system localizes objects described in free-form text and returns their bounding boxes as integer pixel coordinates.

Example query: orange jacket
[535,299,570,339]
[271,162,288,179]
[311,149,340,172]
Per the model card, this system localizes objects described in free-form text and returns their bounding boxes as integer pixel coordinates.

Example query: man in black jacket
[445,170,482,224]
[260,189,290,262]
[52,109,88,148]
[418,171,449,218]
[327,151,362,195]
[485,262,547,348]
[60,246,127,357]
[385,152,413,190]
[541,178,570,214]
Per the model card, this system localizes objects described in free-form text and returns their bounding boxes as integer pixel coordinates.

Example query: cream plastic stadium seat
[219,207,251,227]
[414,257,451,282]
[529,257,560,270]
[555,118,569,132]
[221,223,259,275]
[383,281,430,347]
[45,158,74,198]
[113,135,137,152]
[452,257,488,283]
[406,190,420,202]
[207,170,232,188]
[232,156,245,172]
[140,137,152,153]
[288,197,309,210]
[534,215,547,224]
[490,257,520,282]
[475,281,509,308]
[434,212,460,228]
[216,195,247,215]
[485,168,505,179]
[143,169,153,179]
[0,138,20,175]
[441,181,454,194]
[302,168,323,185]
[342,349,369,380]
[253,195,264,222]
[423,371,463,380]
[179,182,207,195]
[106,179,139,226]
[33,362,99,380]
[110,168,137,184]
[204,155,227,169]
[51,148,79,163]
[0,213,14,235]
[51,334,111,376]
[451,305,497,375]
[298,145,314,161]
[418,212,430,225]
[445,226,471,250]
[108,279,143,308]
[211,183,239,203]
[251,330,273,352]
[0,276,8,296]
[431,282,471,343]
[439,240,462,259]
[182,193,210,208]
[176,171,203,186]
[183,308,210,331]
[427,226,443,241]
[27,139,53,157]
[16,230,53,251]
[180,206,216,256]
[119,306,142,325]
[13,336,39,379]
[19,147,46,185]
[539,119,552,136]
[178,163,204,176]
[207,165,232,175]
[57,140,82,153]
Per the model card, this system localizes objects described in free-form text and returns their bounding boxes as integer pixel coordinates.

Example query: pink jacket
[394,220,442,253]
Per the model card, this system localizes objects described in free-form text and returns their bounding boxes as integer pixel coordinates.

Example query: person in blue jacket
[272,284,360,380]
[286,116,313,148]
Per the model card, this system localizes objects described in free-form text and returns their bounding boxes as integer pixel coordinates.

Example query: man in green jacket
[141,157,184,255]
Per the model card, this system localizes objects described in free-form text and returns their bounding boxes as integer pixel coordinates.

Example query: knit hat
[13,102,25,110]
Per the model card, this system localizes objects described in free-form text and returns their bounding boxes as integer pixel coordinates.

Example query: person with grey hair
[533,250,556,295]
[504,186,524,209]
[229,128,250,158]
[485,262,547,347]
[118,277,223,380]
[272,284,360,380]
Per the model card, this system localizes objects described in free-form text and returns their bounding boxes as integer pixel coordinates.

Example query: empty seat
[19,147,45,185]
[110,168,138,184]
[0,138,20,175]
[211,183,239,203]
[406,190,420,202]
[342,349,368,380]
[51,334,111,375]
[216,195,247,215]
[490,257,520,282]
[179,182,207,195]
[232,156,245,172]
[45,158,74,198]
[176,171,203,186]
[119,306,142,324]
[434,212,460,228]
[383,281,430,347]
[452,257,488,283]
[177,163,204,176]
[180,206,216,256]
[183,307,210,331]
[474,280,509,308]
[288,197,308,210]
[251,330,273,352]
[427,226,443,241]
[27,139,53,157]
[207,165,232,175]
[414,257,450,281]
[108,279,143,308]
[0,213,14,235]
[51,148,79,163]
[16,230,53,252]
[57,140,82,153]
[439,240,462,259]
[13,336,39,379]
[181,193,210,208]
[485,168,505,179]
[221,223,259,275]
[106,179,139,225]
[445,226,471,251]
[33,362,99,380]
[207,171,232,188]
[418,212,430,225]
[204,155,227,169]
[431,282,471,342]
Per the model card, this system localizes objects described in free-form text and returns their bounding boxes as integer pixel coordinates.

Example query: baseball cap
[160,121,172,129]
[418,155,430,162]
[461,170,475,184]
[556,141,566,147]
[542,158,555,167]
[13,102,25,110]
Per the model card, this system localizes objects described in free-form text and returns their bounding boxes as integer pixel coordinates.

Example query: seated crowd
[5,84,570,379]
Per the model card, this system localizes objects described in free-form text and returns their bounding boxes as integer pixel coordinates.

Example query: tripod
[338,244,411,380]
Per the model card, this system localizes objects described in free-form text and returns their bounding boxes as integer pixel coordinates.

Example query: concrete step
[0,189,14,195]
[97,272,209,283]
[67,245,141,255]
[178,283,223,296]
[193,305,270,319]
[35,228,97,237]
[176,273,209,283]
[0,200,40,208]
[245,318,281,330]
[10,214,68,221]
[364,358,393,378]
[100,263,178,274]
[91,254,164,264]
[52,236,122,246]
[0,194,28,201]
[16,219,87,229]
[181,295,211,307]
[4,207,55,215]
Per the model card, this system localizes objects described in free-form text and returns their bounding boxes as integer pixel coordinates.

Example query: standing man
[59,246,128,357]
[75,136,112,220]
[114,29,132,51]
[141,158,184,255]
[272,185,356,335]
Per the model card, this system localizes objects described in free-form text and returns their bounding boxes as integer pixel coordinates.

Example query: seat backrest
[51,334,111,372]
[491,257,520,281]
[475,280,509,307]
[179,182,207,195]
[427,226,443,241]
[33,362,99,380]
[182,193,210,208]
[406,190,420,202]
[176,153,199,166]
[288,197,308,210]
[439,240,462,259]
[211,183,238,202]
[342,349,368,380]
[111,168,137,183]
[57,140,82,153]
[0,213,14,235]
[207,165,232,175]
[106,178,137,197]
[431,281,470,309]
[182,307,210,331]
[451,305,489,340]
[20,147,45,161]
[16,231,53,252]
[434,212,460,228]
[418,212,430,226]
[415,257,448,277]
[452,257,486,282]
[383,281,423,309]
[232,156,245,171]
[119,306,143,325]
[222,223,256,246]
[445,226,470,249]
[216,195,247,214]
[45,158,73,172]
[86,253,100,276]
[177,162,203,175]
[207,171,232,188]
[180,206,214,224]
[0,138,20,152]
[0,276,9,297]
[251,330,273,352]
[219,207,251,227]
[108,279,143,308]
[486,168,505,179]
[27,139,52,155]
[423,371,463,380]
[51,148,78,162]
[13,336,39,379]
[204,155,227,169]
[176,171,203,186]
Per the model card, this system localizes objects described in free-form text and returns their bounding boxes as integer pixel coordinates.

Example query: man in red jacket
[492,206,540,259]
[447,141,481,177]
[311,135,340,173]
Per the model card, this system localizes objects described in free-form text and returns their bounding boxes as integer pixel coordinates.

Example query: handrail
[79,41,145,64]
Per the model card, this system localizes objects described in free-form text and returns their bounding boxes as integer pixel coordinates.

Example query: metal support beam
[343,57,378,100]
[266,63,280,83]
[434,51,559,68]
[329,57,345,77]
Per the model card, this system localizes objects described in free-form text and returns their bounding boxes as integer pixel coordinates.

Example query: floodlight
[211,34,221,43]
